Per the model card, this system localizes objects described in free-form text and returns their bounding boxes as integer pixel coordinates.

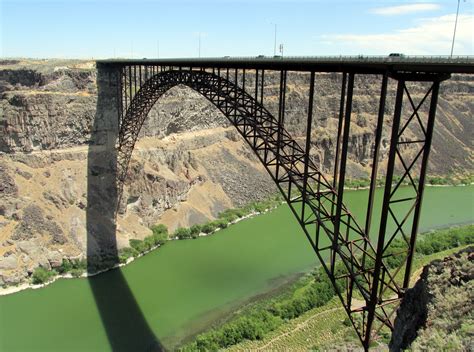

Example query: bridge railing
[100,55,474,65]
[219,55,474,64]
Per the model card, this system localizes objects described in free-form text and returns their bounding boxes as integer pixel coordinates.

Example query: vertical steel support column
[276,70,287,179]
[301,72,316,220]
[217,68,221,106]
[260,70,265,113]
[225,68,230,114]
[133,65,137,97]
[365,74,388,237]
[117,67,124,129]
[402,80,440,288]
[138,65,142,87]
[332,72,347,215]
[254,69,259,116]
[331,73,355,273]
[128,66,133,105]
[234,69,238,126]
[122,67,127,117]
[242,69,246,96]
[365,79,405,348]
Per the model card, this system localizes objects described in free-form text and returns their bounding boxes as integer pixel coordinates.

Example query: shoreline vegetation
[344,174,473,189]
[179,225,474,351]
[1,174,472,295]
[0,195,285,295]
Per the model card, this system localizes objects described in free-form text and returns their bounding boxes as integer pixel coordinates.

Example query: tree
[190,225,202,238]
[175,227,192,239]
[32,267,55,284]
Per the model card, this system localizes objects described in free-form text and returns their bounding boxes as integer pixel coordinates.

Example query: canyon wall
[0,59,472,286]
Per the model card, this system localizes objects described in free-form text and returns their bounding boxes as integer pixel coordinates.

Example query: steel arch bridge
[97,57,474,350]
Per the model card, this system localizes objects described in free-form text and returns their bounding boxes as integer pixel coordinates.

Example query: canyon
[0,59,472,286]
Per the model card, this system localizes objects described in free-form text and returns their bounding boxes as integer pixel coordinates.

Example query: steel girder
[114,65,449,350]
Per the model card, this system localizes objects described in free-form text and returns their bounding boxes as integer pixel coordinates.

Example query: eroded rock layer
[0,59,472,286]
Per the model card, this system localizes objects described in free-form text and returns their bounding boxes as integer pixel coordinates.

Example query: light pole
[450,0,463,57]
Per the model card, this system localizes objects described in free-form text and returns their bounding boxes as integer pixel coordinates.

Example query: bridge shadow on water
[86,66,164,351]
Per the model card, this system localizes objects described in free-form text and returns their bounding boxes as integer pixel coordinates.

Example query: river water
[0,186,472,351]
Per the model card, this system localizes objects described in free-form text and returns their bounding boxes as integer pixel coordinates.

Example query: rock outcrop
[390,247,473,351]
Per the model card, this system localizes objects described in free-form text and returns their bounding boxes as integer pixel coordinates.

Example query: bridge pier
[86,64,163,351]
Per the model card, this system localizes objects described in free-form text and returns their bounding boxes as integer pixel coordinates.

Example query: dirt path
[256,306,343,351]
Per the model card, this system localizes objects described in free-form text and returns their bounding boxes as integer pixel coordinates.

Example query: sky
[1,0,473,59]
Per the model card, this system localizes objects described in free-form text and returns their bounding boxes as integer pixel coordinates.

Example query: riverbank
[228,245,472,351]
[181,225,474,351]
[2,178,472,295]
[0,198,283,296]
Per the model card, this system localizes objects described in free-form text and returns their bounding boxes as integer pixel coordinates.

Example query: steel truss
[114,64,450,350]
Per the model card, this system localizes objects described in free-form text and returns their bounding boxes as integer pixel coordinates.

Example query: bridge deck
[97,56,474,74]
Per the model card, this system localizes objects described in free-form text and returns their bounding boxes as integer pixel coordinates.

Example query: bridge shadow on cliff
[86,66,164,351]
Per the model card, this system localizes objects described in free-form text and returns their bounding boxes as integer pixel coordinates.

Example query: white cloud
[320,14,474,55]
[371,3,440,16]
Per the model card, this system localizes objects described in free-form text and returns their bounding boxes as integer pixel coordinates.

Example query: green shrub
[57,258,87,274]
[71,258,87,271]
[218,209,241,222]
[189,310,282,350]
[118,247,138,263]
[32,267,56,284]
[129,239,148,253]
[190,225,202,238]
[151,232,167,246]
[201,223,217,234]
[212,219,228,229]
[311,280,335,307]
[150,224,168,245]
[415,225,474,256]
[175,227,192,239]
[70,268,84,278]
[151,224,168,235]
[143,236,156,250]
[58,258,73,274]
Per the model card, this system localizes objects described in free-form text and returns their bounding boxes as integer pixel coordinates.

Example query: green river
[0,186,473,351]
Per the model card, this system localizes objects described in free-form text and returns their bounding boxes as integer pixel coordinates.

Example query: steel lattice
[107,63,452,350]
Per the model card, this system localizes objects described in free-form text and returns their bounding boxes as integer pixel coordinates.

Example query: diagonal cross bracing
[109,64,454,350]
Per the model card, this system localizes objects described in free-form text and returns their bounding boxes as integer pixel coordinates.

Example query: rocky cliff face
[390,247,473,351]
[0,59,472,286]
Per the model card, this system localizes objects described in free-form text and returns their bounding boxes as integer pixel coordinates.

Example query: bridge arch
[117,70,357,262]
[118,70,290,187]
[116,67,378,329]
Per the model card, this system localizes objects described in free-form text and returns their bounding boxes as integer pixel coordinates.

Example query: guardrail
[219,55,474,63]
